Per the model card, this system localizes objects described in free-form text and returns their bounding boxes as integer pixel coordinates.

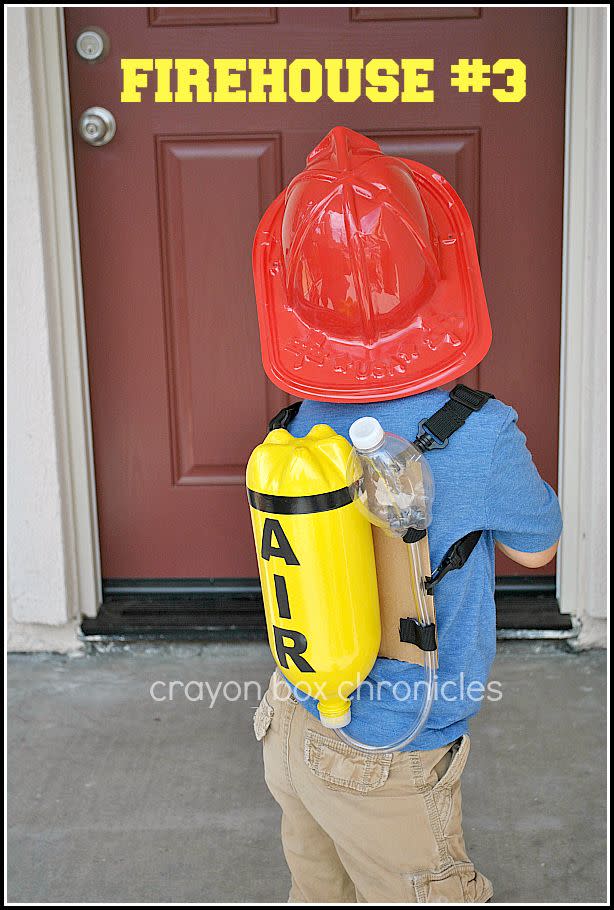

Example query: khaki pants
[254,673,493,903]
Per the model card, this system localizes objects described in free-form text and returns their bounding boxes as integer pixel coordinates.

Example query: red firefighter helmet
[252,127,491,402]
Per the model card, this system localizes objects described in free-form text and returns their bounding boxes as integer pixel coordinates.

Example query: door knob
[78,107,116,147]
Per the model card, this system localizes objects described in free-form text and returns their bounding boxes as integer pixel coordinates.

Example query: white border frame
[557,6,608,635]
[24,6,606,632]
[26,7,101,619]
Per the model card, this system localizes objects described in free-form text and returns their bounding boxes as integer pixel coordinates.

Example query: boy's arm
[486,407,562,560]
[495,538,559,568]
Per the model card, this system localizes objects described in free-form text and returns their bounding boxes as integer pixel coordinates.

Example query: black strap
[399,618,437,651]
[247,486,352,515]
[268,385,493,444]
[266,387,491,607]
[268,401,303,432]
[414,384,494,452]
[410,385,491,593]
[425,530,483,594]
[400,531,482,651]
[402,526,427,544]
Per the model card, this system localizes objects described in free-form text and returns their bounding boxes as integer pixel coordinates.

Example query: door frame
[29,7,604,625]
[25,8,101,618]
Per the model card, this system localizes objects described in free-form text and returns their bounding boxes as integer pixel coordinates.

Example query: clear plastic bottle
[335,416,436,753]
[347,417,434,537]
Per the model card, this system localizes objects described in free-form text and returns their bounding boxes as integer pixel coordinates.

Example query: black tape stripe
[247,486,352,515]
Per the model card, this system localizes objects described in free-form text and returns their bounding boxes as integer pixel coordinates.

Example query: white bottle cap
[349,416,385,452]
[319,708,352,728]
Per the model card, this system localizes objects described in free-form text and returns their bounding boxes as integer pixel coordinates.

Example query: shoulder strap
[268,400,303,432]
[424,530,483,594]
[414,384,494,594]
[410,385,493,590]
[269,385,493,439]
[266,388,491,595]
[402,384,493,546]
[414,384,494,452]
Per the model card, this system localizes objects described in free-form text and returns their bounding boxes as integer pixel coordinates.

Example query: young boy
[251,128,562,903]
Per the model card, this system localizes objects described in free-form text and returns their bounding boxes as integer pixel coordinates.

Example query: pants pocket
[253,692,274,741]
[409,861,493,903]
[431,735,470,836]
[303,728,393,794]
[432,735,471,789]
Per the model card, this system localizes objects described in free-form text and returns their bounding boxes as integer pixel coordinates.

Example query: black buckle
[450,385,494,412]
[425,556,460,594]
[415,418,448,451]
[425,530,483,594]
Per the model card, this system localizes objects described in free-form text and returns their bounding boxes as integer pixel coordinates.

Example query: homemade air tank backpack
[246,127,493,752]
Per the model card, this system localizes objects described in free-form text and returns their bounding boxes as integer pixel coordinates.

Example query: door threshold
[79,625,579,645]
[80,576,573,641]
[496,625,579,641]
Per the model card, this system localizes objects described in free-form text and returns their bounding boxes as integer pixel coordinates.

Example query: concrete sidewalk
[7,642,607,904]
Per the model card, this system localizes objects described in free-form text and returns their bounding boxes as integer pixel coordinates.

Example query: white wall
[558,7,608,649]
[7,8,79,649]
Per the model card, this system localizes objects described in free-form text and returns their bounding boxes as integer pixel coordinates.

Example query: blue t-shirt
[285,388,562,750]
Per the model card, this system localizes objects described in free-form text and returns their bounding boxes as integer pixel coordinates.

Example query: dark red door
[65,7,566,579]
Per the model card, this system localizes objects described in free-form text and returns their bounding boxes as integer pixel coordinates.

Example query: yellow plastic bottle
[246,425,381,727]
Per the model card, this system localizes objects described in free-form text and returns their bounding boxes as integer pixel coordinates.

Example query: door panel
[350,8,482,21]
[156,135,283,486]
[148,8,279,27]
[64,7,566,579]
[373,131,480,233]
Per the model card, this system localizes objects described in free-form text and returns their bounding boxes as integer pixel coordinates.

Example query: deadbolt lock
[75,27,109,63]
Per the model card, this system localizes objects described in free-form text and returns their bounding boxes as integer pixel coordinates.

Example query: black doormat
[80,577,572,641]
